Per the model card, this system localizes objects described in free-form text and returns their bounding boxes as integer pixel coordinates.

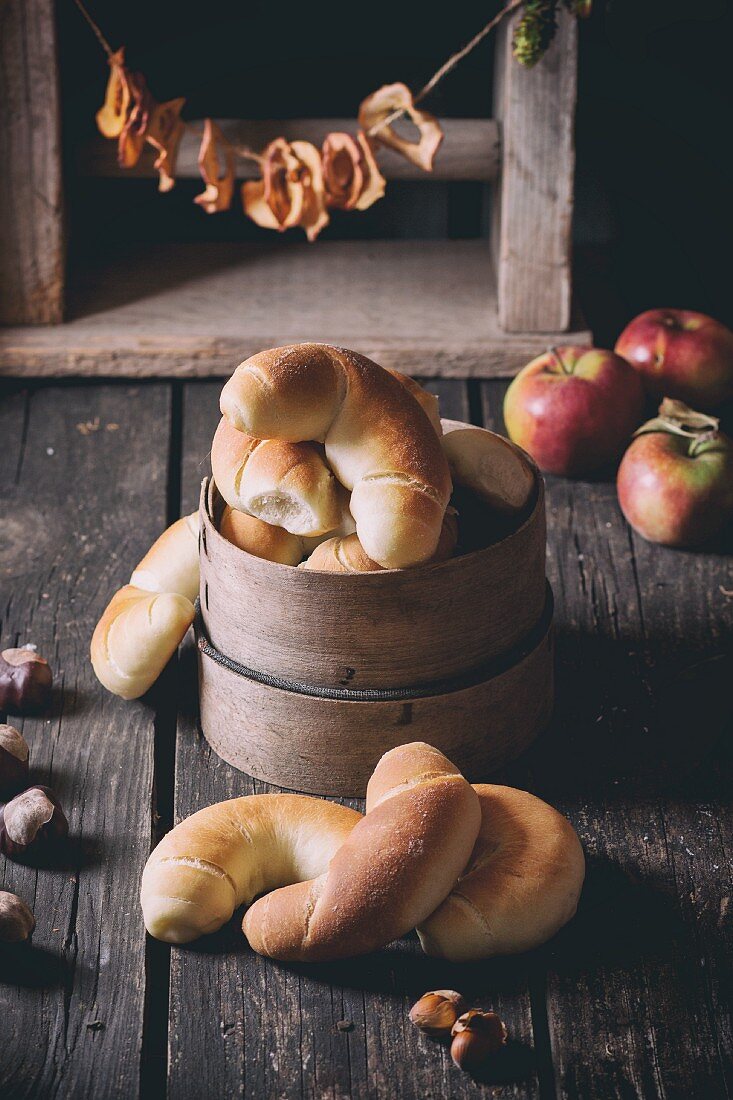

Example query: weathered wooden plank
[491,10,577,332]
[0,241,591,380]
[0,0,64,323]
[480,382,733,1099]
[0,383,171,1097]
[82,117,500,183]
[168,380,540,1099]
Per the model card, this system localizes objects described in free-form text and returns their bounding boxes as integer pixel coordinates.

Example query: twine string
[366,0,523,138]
[72,0,113,58]
[73,0,522,156]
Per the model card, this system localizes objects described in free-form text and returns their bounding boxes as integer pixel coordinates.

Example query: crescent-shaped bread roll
[440,419,535,514]
[387,369,441,436]
[130,512,200,603]
[302,508,458,573]
[90,585,195,700]
[141,794,362,943]
[211,418,342,537]
[241,742,480,961]
[219,345,452,568]
[219,505,306,566]
[415,784,585,961]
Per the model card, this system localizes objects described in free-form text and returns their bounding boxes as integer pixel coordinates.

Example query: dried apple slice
[118,71,152,169]
[147,97,186,193]
[243,138,329,240]
[96,48,131,139]
[358,82,443,172]
[322,133,365,210]
[242,180,280,229]
[290,140,329,241]
[194,119,235,213]
[322,131,386,213]
[354,132,386,211]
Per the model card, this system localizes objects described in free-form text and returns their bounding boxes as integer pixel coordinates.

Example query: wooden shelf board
[81,118,500,183]
[0,240,591,378]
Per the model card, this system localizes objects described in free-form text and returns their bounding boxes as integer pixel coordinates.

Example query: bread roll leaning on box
[91,513,200,699]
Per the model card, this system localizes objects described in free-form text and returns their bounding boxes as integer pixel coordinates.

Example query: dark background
[58,0,733,336]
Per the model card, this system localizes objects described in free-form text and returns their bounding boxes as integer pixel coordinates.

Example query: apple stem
[548,346,571,375]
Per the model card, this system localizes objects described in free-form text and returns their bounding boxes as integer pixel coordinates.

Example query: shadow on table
[511,633,733,799]
[0,943,69,989]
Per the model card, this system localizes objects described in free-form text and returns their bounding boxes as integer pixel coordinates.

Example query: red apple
[617,399,733,547]
[616,309,733,411]
[503,346,645,477]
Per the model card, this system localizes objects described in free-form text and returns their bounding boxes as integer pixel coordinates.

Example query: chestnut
[0,646,53,713]
[0,890,35,943]
[0,785,68,860]
[0,723,30,800]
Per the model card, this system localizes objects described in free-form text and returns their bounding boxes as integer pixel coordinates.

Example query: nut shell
[0,647,53,714]
[450,1010,507,1071]
[0,724,30,800]
[0,785,68,860]
[409,990,466,1038]
[0,890,35,943]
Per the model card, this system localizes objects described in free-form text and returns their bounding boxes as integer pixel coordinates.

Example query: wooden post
[491,8,577,333]
[0,0,65,324]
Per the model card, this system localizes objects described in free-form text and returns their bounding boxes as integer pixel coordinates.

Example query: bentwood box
[196,424,553,796]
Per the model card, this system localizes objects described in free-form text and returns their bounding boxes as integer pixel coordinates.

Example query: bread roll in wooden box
[197,437,553,796]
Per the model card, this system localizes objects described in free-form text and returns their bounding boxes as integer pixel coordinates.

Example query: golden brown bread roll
[141,795,362,943]
[440,419,535,514]
[301,508,458,572]
[219,345,452,568]
[130,512,200,603]
[241,742,480,961]
[90,585,195,700]
[416,784,585,960]
[387,369,441,435]
[219,506,305,566]
[211,417,342,537]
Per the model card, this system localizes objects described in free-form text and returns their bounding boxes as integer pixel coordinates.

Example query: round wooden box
[196,434,553,796]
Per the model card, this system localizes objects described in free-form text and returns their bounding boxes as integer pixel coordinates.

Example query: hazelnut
[409,990,467,1038]
[0,785,68,860]
[450,1010,507,1071]
[0,723,30,800]
[0,647,53,714]
[0,890,35,943]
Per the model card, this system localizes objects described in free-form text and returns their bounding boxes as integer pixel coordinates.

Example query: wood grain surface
[1,376,731,1099]
[0,383,172,1096]
[200,471,546,690]
[0,0,64,324]
[0,242,591,379]
[491,10,577,333]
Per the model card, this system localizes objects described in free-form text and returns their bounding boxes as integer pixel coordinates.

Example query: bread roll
[211,417,341,537]
[387,369,441,436]
[219,345,452,568]
[242,742,480,961]
[141,795,362,943]
[130,512,200,603]
[440,419,535,514]
[91,585,195,700]
[302,508,458,572]
[416,784,585,961]
[219,506,305,566]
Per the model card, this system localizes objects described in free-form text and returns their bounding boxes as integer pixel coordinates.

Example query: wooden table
[1,376,731,1099]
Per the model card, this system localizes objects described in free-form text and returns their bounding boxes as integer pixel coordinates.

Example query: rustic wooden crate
[0,6,590,375]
